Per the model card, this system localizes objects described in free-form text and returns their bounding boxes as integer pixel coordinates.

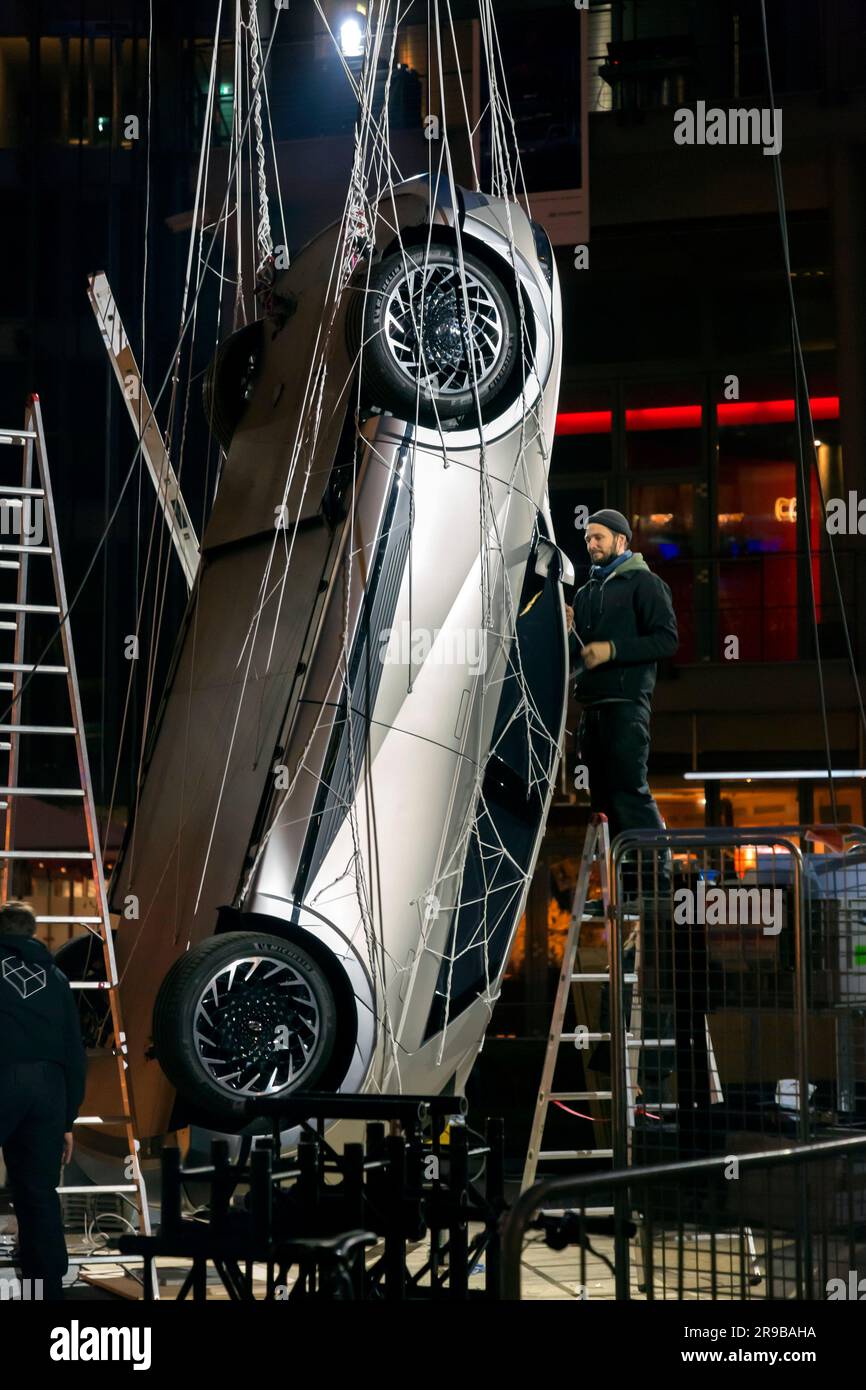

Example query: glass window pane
[718,421,799,661]
[655,787,706,829]
[720,783,800,828]
[814,783,864,827]
[629,481,696,662]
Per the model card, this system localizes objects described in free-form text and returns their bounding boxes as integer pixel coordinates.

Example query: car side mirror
[534,538,575,587]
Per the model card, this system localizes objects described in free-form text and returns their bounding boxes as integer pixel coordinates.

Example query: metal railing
[502,1131,866,1300]
[504,821,866,1299]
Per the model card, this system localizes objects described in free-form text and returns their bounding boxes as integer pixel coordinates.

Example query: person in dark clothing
[0,901,87,1299]
[567,510,693,1092]
[567,508,678,898]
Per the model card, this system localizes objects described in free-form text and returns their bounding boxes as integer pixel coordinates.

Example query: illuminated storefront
[549,385,851,667]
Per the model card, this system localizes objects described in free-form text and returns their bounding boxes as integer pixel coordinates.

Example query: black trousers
[577,699,669,897]
[0,1060,68,1299]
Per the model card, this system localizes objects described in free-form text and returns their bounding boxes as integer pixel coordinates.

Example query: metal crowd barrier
[506,821,866,1300]
[502,1131,866,1300]
[606,824,866,1168]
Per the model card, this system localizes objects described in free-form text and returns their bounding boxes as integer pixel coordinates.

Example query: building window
[716,408,849,662]
[629,480,697,663]
[717,439,799,662]
[655,785,706,830]
[0,38,29,147]
[814,782,864,827]
[479,6,583,197]
[718,781,801,828]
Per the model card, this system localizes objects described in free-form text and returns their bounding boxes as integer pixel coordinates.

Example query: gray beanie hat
[586,508,632,542]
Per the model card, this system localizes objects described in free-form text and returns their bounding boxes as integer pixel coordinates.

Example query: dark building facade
[1,0,865,1038]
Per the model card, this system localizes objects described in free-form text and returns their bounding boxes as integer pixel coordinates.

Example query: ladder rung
[0,663,68,674]
[36,915,103,924]
[0,485,44,496]
[538,1150,614,1160]
[0,744,8,751]
[0,545,51,554]
[0,562,19,570]
[0,850,93,859]
[0,602,59,613]
[571,972,638,983]
[0,724,77,734]
[539,1207,615,1217]
[550,1091,613,1101]
[0,430,37,444]
[560,1031,618,1043]
[74,1115,131,1126]
[579,912,640,923]
[0,623,16,630]
[558,1032,675,1048]
[0,684,12,690]
[55,1185,140,1196]
[0,787,84,797]
[72,1254,146,1267]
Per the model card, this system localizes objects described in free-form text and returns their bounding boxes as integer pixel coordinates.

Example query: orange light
[733,845,758,879]
[774,496,797,522]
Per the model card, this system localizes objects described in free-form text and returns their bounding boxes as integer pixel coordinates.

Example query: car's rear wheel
[152,932,337,1122]
[350,244,518,422]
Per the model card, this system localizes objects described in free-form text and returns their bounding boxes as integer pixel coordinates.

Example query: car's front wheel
[350,244,518,423]
[152,932,337,1122]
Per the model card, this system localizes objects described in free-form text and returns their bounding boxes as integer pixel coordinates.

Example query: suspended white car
[107,176,570,1145]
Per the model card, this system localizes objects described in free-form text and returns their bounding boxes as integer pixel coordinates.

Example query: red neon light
[555,396,840,436]
[555,409,612,436]
[717,396,839,426]
[626,405,702,431]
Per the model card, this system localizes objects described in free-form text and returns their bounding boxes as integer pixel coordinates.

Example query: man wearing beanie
[565,508,678,899]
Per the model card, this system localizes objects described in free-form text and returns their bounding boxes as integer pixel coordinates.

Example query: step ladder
[0,396,155,1295]
[522,812,724,1185]
[522,814,642,1193]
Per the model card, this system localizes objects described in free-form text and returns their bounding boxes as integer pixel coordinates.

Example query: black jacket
[568,552,678,705]
[0,933,87,1128]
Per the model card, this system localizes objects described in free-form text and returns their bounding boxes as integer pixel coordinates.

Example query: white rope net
[118,0,566,1097]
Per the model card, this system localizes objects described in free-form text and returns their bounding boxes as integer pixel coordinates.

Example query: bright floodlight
[340,16,365,57]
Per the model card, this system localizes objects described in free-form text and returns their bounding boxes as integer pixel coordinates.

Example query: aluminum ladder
[520,815,746,1293]
[0,396,154,1294]
[521,814,643,1193]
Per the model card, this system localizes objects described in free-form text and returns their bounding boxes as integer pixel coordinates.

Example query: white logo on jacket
[1,956,47,998]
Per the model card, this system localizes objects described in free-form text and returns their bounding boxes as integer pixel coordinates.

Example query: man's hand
[580,641,613,670]
[62,1132,74,1166]
[565,604,575,633]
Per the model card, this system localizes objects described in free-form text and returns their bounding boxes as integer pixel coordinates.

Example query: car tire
[350,244,518,422]
[152,931,338,1122]
[201,320,263,453]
